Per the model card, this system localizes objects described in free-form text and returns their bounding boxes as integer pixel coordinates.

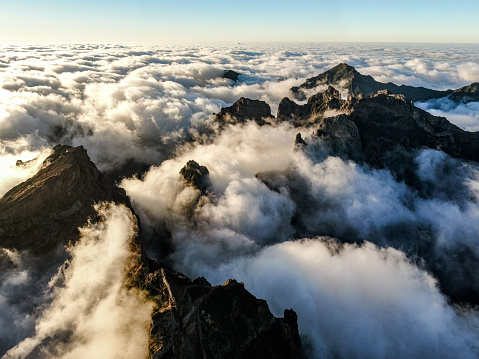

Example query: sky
[0,0,478,43]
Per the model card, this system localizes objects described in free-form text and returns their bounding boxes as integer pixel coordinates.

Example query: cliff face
[129,256,303,359]
[0,145,132,253]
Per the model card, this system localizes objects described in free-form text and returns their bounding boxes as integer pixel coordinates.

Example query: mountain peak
[0,145,132,253]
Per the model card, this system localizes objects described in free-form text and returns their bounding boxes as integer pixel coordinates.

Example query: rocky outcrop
[180,160,210,194]
[278,86,345,126]
[0,144,132,253]
[291,63,466,103]
[223,70,241,82]
[215,97,272,126]
[294,133,307,147]
[129,256,304,359]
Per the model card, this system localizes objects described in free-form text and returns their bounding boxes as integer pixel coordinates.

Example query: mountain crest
[292,63,455,102]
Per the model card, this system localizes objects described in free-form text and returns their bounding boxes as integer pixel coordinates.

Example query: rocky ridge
[291,63,479,104]
[216,85,479,167]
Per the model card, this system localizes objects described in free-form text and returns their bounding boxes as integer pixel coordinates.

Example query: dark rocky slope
[292,63,479,103]
[0,145,132,253]
[128,253,303,359]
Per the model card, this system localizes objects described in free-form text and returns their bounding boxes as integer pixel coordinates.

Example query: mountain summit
[0,145,132,253]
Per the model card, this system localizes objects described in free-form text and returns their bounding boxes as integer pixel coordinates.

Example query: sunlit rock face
[449,82,479,103]
[0,145,132,254]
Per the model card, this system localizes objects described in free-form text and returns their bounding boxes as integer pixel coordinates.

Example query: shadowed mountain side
[0,145,133,254]
[128,252,304,359]
[291,63,479,103]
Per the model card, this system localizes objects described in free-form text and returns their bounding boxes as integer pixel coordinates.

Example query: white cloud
[4,204,154,359]
[2,42,479,359]
[205,239,479,359]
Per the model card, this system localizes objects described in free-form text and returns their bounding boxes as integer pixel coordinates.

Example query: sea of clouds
[1,42,479,358]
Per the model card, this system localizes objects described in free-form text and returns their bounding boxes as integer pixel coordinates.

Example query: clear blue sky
[0,0,478,43]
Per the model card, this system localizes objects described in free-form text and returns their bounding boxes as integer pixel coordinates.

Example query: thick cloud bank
[210,239,479,359]
[1,42,479,358]
[1,42,478,174]
[4,204,154,359]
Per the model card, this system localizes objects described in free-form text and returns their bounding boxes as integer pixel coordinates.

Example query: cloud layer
[1,42,478,173]
[1,43,479,358]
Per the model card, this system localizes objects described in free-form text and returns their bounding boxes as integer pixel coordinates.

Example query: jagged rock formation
[278,87,479,166]
[223,70,241,82]
[129,256,304,359]
[294,133,307,147]
[215,97,272,126]
[180,160,210,194]
[0,144,132,253]
[291,63,479,103]
[278,86,344,126]
[345,91,479,166]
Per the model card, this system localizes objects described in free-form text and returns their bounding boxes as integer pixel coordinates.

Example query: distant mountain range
[290,63,479,103]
